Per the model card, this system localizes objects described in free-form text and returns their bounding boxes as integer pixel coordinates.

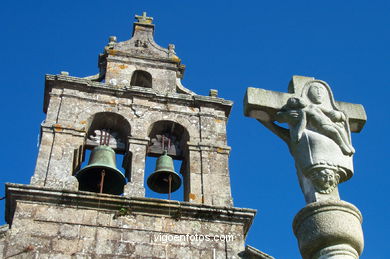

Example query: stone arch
[73,112,132,195]
[146,115,199,141]
[130,70,152,88]
[85,112,131,152]
[145,120,191,201]
[147,120,190,159]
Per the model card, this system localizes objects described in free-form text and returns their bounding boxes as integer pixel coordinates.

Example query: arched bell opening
[145,120,189,201]
[130,70,152,88]
[73,112,132,195]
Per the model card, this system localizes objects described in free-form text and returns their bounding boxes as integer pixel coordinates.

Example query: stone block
[59,224,80,239]
[79,226,96,239]
[95,239,114,255]
[151,244,167,258]
[78,238,97,254]
[52,238,80,254]
[13,203,37,219]
[35,205,84,225]
[81,209,98,226]
[5,236,51,257]
[134,243,153,257]
[121,230,151,243]
[96,227,121,241]
[96,211,112,226]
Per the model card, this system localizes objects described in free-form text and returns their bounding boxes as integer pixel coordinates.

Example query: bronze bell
[147,151,181,194]
[75,145,126,195]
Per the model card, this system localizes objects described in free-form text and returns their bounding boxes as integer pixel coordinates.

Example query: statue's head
[308,165,341,194]
[316,169,337,189]
[307,82,326,104]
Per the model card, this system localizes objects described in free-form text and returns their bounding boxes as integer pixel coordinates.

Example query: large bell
[147,151,181,194]
[75,145,126,195]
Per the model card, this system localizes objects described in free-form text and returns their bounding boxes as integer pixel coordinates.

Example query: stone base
[316,244,359,259]
[30,175,79,191]
[3,183,256,258]
[293,200,364,259]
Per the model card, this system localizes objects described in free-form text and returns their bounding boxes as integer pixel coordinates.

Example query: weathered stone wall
[31,12,235,207]
[32,75,234,207]
[3,185,255,258]
[106,58,179,94]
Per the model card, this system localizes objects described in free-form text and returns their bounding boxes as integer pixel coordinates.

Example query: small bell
[147,151,181,194]
[75,145,126,195]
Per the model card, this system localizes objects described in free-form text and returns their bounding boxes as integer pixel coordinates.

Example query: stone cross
[135,12,153,24]
[244,75,367,203]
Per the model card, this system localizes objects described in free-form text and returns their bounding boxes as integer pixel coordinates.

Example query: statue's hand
[276,110,303,129]
[287,110,300,118]
[276,109,301,124]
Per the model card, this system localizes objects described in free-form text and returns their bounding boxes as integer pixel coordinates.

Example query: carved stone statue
[274,81,354,202]
[278,83,354,156]
[244,76,367,258]
[244,77,367,203]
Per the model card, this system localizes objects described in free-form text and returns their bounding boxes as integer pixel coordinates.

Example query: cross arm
[335,101,366,133]
[244,87,291,122]
[244,87,367,133]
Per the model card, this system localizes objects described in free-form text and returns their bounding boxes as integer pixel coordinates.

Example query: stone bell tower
[1,13,270,258]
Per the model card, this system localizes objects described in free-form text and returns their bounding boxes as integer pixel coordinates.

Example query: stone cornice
[107,52,179,67]
[242,245,275,259]
[187,142,231,154]
[128,136,150,145]
[44,75,233,117]
[6,184,255,236]
[41,123,86,137]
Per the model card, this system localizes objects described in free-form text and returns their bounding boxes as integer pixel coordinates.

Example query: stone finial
[108,36,117,48]
[60,71,69,76]
[209,89,218,97]
[135,12,153,24]
[109,36,117,43]
[168,44,176,53]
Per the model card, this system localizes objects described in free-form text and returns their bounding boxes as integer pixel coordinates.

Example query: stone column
[293,200,364,259]
[31,124,84,191]
[200,145,233,207]
[185,143,203,204]
[123,137,148,197]
[31,127,54,186]
[185,142,233,206]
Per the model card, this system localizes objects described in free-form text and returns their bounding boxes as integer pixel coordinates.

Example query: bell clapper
[168,174,172,200]
[99,170,106,194]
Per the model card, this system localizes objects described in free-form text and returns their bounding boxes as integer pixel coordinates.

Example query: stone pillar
[185,143,203,204]
[31,124,84,191]
[186,142,233,206]
[293,200,364,259]
[200,145,233,207]
[123,137,148,197]
[31,127,54,186]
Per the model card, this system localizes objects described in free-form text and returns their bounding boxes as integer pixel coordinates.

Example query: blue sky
[0,1,389,258]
